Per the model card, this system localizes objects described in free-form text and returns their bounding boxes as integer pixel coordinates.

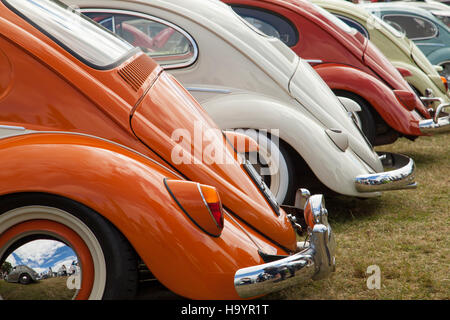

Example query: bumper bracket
[234,194,335,298]
[355,152,416,192]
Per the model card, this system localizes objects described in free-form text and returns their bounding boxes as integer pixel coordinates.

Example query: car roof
[363,2,449,30]
[313,0,372,21]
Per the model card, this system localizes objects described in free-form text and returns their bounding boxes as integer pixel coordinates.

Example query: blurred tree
[1,261,12,274]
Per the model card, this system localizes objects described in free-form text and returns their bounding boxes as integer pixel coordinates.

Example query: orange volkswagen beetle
[0,0,334,299]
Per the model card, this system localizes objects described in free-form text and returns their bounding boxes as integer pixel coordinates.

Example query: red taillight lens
[165,179,224,237]
[441,76,448,92]
[199,184,224,229]
[206,202,224,229]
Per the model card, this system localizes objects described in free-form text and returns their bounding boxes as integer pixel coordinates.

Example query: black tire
[0,193,138,300]
[439,62,450,80]
[255,140,299,205]
[335,91,377,145]
[19,273,31,285]
[241,131,299,205]
[277,140,300,205]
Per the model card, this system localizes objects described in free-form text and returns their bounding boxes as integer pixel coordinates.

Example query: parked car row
[0,0,447,300]
[364,1,450,80]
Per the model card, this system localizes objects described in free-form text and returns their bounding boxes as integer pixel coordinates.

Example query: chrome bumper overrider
[419,99,450,134]
[419,103,450,133]
[355,152,416,192]
[234,194,335,299]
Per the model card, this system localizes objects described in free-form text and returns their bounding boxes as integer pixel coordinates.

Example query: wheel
[336,92,376,145]
[0,193,138,300]
[19,273,31,285]
[438,61,450,80]
[240,130,298,205]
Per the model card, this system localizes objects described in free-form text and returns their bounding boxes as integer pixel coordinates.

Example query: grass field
[1,135,447,301]
[266,133,449,300]
[0,277,76,300]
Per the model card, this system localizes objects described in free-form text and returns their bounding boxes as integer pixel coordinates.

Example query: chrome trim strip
[304,59,323,64]
[420,117,450,134]
[335,14,370,39]
[433,102,450,123]
[80,8,199,70]
[224,211,263,252]
[414,43,446,47]
[0,125,26,131]
[355,152,416,192]
[234,195,335,298]
[196,182,221,229]
[420,96,444,105]
[186,87,231,94]
[438,60,450,67]
[418,101,450,134]
[0,129,184,179]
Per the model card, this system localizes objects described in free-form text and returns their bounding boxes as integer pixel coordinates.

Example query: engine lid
[130,69,297,251]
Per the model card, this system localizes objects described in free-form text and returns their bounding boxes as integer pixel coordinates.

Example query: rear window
[83,11,198,69]
[311,3,356,35]
[374,15,406,38]
[431,11,450,28]
[336,15,370,38]
[382,14,438,40]
[2,0,135,69]
[231,6,299,47]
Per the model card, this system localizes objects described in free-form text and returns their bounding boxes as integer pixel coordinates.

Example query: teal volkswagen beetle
[364,2,450,79]
[314,0,449,113]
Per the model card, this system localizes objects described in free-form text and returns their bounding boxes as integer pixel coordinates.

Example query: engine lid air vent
[118,54,157,91]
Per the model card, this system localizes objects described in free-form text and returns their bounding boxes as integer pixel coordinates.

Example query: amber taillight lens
[199,184,224,229]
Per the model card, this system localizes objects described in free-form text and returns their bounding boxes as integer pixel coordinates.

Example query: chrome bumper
[355,152,416,192]
[234,194,335,299]
[419,100,450,134]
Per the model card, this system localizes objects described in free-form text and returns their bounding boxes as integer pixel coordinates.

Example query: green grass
[2,135,447,301]
[267,133,450,300]
[0,277,76,300]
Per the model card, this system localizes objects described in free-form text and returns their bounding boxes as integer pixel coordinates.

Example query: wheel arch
[0,131,275,299]
[314,63,420,136]
[426,47,450,66]
[201,93,379,197]
[0,132,183,259]
[390,60,441,96]
[0,132,207,297]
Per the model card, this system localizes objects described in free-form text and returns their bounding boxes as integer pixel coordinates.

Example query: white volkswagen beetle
[65,0,417,204]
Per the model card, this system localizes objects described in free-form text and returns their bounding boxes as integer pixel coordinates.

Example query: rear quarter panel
[0,132,285,299]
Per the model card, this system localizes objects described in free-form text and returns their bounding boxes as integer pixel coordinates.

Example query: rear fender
[202,94,382,197]
[0,132,271,299]
[314,64,422,136]
[391,60,448,100]
[426,47,450,67]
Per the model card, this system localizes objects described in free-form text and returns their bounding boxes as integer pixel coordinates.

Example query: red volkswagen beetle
[223,0,442,145]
